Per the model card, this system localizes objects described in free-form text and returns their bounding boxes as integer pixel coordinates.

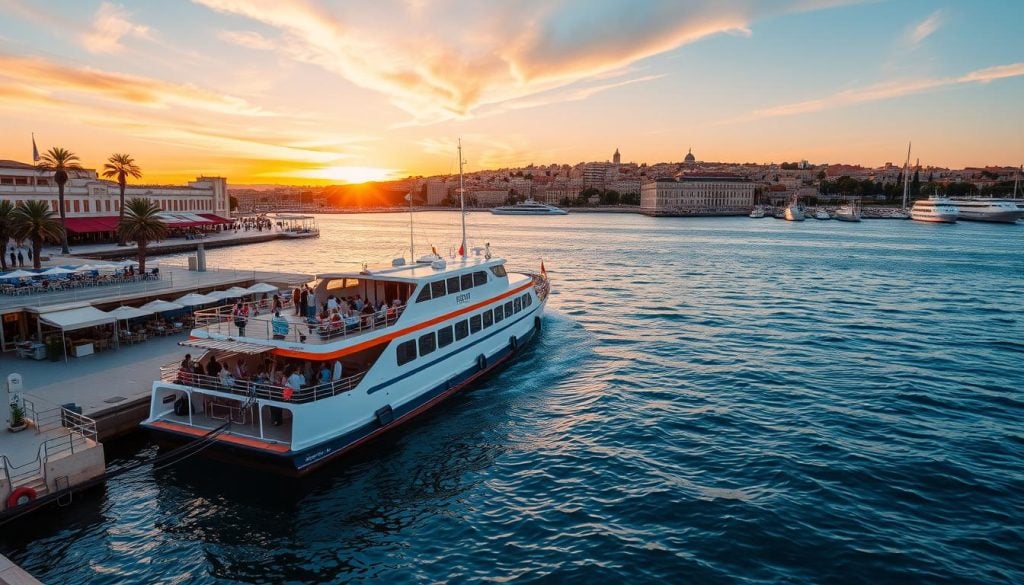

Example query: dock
[0,554,42,585]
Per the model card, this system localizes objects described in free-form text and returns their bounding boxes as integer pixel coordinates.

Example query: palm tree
[102,153,143,246]
[117,198,166,273]
[36,147,82,254]
[12,201,64,270]
[0,200,15,272]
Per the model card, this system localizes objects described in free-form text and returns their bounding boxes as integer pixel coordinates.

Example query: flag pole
[459,138,467,260]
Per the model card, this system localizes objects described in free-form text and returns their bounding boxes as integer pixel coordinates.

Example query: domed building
[683,148,696,164]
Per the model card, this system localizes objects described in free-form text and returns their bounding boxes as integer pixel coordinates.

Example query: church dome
[684,148,696,163]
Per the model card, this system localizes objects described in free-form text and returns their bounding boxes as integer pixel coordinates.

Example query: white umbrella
[73,265,97,272]
[0,269,38,279]
[246,282,278,294]
[141,299,185,313]
[39,267,76,276]
[205,290,240,301]
[119,259,139,266]
[175,292,216,307]
[109,305,154,321]
[225,286,250,297]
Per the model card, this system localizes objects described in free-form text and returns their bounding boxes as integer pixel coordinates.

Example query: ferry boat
[946,198,1024,223]
[490,199,568,215]
[271,214,320,238]
[910,197,959,223]
[748,206,766,218]
[142,142,550,475]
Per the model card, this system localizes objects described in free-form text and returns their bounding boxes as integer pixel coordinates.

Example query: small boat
[813,209,831,220]
[272,214,320,238]
[833,204,861,222]
[910,197,959,223]
[490,199,568,215]
[783,197,805,221]
[749,206,765,218]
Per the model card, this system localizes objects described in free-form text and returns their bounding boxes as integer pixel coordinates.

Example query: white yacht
[833,204,861,222]
[946,198,1023,223]
[749,206,766,218]
[783,198,805,221]
[813,209,831,220]
[142,141,550,474]
[910,197,959,223]
[490,199,568,215]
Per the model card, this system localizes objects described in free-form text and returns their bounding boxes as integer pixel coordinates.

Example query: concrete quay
[0,554,42,585]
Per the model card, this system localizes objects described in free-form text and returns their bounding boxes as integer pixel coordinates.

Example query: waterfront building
[0,160,230,242]
[640,174,754,216]
[468,189,510,207]
[425,180,450,206]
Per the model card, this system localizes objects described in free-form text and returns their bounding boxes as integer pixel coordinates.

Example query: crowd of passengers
[311,294,404,336]
[177,352,354,396]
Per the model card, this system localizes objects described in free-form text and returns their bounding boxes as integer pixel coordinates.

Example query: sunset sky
[0,0,1021,185]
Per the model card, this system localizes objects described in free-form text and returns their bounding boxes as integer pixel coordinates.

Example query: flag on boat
[457,243,464,256]
[540,260,546,276]
[31,133,39,162]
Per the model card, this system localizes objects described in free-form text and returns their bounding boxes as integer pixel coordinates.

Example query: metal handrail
[159,363,366,404]
[1,406,99,489]
[192,298,407,344]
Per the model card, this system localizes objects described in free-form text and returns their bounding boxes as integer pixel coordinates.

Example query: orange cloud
[81,2,152,54]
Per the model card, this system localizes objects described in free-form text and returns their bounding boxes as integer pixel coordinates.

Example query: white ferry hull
[142,293,546,475]
[956,210,1024,223]
[910,212,958,223]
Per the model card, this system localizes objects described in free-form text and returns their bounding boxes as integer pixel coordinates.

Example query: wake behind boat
[490,199,568,215]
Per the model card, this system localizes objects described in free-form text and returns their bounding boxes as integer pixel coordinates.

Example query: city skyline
[0,0,1021,185]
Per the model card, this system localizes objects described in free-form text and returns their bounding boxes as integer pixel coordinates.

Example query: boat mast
[408,190,414,261]
[458,138,467,259]
[1014,165,1021,200]
[902,141,911,210]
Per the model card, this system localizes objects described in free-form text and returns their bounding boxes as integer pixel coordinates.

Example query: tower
[613,148,621,165]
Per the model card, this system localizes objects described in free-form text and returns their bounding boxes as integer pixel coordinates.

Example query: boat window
[513,298,522,313]
[415,285,431,303]
[461,273,473,290]
[473,271,487,286]
[419,332,437,356]
[446,276,461,294]
[490,265,507,278]
[454,320,469,341]
[482,310,493,328]
[504,301,513,316]
[494,306,504,323]
[523,294,532,307]
[437,325,454,348]
[469,314,482,334]
[396,340,417,366]
[430,280,446,298]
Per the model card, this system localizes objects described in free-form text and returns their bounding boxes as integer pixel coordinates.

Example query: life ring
[282,386,294,401]
[509,335,518,351]
[6,486,37,509]
[477,354,487,371]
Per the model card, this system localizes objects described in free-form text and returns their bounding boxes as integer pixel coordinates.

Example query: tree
[36,147,82,254]
[0,200,14,271]
[101,153,143,246]
[911,169,921,200]
[11,201,64,270]
[117,198,167,273]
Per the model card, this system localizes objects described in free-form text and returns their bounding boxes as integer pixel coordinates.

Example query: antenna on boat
[458,138,467,260]
[901,141,911,210]
[407,190,414,261]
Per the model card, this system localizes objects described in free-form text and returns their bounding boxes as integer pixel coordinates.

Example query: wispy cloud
[906,9,944,48]
[81,2,152,54]
[218,30,276,51]
[191,0,856,123]
[736,62,1024,121]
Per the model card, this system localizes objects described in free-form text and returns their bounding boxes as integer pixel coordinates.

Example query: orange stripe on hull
[149,420,291,453]
[272,282,534,360]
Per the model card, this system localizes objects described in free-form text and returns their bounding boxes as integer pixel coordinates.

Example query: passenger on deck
[178,354,193,384]
[234,360,248,381]
[206,357,222,378]
[218,367,235,388]
[272,311,289,339]
[332,359,343,381]
[286,367,305,393]
[319,363,331,385]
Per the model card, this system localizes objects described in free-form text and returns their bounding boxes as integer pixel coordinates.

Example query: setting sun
[267,166,404,185]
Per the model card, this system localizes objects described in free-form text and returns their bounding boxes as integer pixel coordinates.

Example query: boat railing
[1,404,98,489]
[159,363,367,404]
[192,299,407,344]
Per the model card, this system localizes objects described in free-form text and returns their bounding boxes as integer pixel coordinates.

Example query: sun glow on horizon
[265,166,405,185]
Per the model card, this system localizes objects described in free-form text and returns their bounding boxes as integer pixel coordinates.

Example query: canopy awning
[141,299,185,313]
[179,338,272,355]
[63,217,121,234]
[108,305,154,321]
[246,282,278,294]
[40,306,115,331]
[175,292,216,306]
[199,214,233,224]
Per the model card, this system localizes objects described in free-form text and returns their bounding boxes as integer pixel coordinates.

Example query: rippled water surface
[4,213,1024,583]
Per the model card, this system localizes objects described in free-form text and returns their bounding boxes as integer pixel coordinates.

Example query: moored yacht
[490,199,568,215]
[946,198,1024,223]
[783,198,805,221]
[813,209,831,220]
[910,197,959,223]
[749,206,766,218]
[833,204,861,222]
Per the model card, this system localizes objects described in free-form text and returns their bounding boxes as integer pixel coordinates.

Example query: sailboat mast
[409,190,414,261]
[458,138,467,259]
[902,141,911,210]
